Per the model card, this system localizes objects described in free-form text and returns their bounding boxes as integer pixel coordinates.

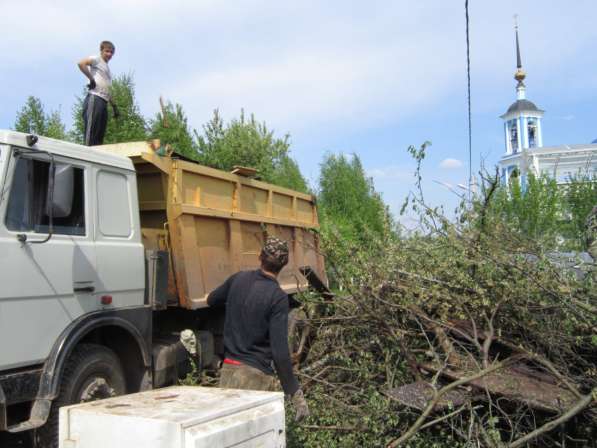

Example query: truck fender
[37,309,152,402]
[6,309,152,433]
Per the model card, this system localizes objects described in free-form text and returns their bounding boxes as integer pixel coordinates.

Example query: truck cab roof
[0,130,134,172]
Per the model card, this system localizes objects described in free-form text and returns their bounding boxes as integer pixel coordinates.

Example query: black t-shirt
[207,269,300,396]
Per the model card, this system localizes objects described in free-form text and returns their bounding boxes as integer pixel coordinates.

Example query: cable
[465,0,473,198]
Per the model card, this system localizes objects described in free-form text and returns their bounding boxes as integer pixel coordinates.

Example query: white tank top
[88,55,112,101]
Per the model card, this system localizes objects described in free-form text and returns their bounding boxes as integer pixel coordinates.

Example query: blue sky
[2,1,597,224]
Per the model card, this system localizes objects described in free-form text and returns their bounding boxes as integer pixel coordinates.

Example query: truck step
[6,399,51,433]
[7,418,44,433]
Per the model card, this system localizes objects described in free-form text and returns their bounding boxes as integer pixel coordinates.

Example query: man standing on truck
[77,40,119,146]
[207,236,310,421]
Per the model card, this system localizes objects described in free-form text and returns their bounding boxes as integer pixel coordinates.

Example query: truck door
[93,167,144,308]
[0,150,98,370]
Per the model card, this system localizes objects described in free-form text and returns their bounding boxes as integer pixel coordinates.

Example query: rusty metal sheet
[423,362,577,413]
[385,381,473,411]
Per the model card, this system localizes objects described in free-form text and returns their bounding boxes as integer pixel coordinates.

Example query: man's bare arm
[77,57,95,83]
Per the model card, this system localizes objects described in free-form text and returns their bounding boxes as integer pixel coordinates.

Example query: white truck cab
[0,131,145,370]
[0,131,152,446]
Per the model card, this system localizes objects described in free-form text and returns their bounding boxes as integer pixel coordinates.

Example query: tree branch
[507,389,596,448]
[387,355,523,447]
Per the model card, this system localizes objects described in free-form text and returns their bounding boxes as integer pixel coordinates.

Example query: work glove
[112,103,120,119]
[87,79,96,90]
[291,389,310,422]
[180,329,197,355]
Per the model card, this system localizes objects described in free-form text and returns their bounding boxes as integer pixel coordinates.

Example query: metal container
[99,142,327,309]
[59,386,285,448]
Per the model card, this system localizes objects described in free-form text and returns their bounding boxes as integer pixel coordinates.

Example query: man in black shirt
[207,237,309,421]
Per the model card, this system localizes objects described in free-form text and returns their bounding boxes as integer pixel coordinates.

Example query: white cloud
[439,158,464,169]
[162,29,462,133]
[367,166,413,181]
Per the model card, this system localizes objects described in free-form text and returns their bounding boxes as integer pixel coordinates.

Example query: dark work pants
[82,93,108,146]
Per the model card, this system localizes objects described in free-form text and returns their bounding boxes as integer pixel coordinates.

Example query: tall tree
[483,171,597,250]
[269,156,309,193]
[318,153,389,241]
[196,109,308,192]
[45,111,67,140]
[150,100,197,160]
[71,73,147,144]
[14,96,67,140]
[491,172,562,246]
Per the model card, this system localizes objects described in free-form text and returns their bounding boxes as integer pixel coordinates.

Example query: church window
[528,118,537,148]
[509,120,518,153]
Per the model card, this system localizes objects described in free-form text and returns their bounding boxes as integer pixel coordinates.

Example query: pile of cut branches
[290,169,596,447]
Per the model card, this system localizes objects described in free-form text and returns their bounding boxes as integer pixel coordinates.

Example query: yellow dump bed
[99,141,326,309]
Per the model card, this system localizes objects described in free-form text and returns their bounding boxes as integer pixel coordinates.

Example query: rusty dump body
[99,141,326,309]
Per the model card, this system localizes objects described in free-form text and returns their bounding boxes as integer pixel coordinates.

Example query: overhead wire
[465,0,472,199]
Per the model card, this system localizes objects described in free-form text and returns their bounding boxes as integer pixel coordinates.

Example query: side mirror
[47,163,74,218]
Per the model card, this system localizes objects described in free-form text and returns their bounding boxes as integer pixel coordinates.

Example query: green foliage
[70,92,85,143]
[483,170,597,251]
[563,172,597,246]
[14,96,67,140]
[287,384,465,448]
[318,152,390,242]
[289,207,595,445]
[269,155,309,193]
[45,111,68,141]
[71,74,148,144]
[316,151,395,293]
[150,100,198,160]
[14,97,45,135]
[196,110,308,192]
[490,172,562,247]
[104,74,148,143]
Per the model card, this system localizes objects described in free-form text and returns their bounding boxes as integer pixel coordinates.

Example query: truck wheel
[34,344,126,448]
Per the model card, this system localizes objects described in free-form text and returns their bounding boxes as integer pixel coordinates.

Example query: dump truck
[0,131,326,445]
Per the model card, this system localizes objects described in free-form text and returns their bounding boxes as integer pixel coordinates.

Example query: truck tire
[34,344,126,448]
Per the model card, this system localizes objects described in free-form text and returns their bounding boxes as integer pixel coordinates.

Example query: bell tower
[500,18,544,156]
